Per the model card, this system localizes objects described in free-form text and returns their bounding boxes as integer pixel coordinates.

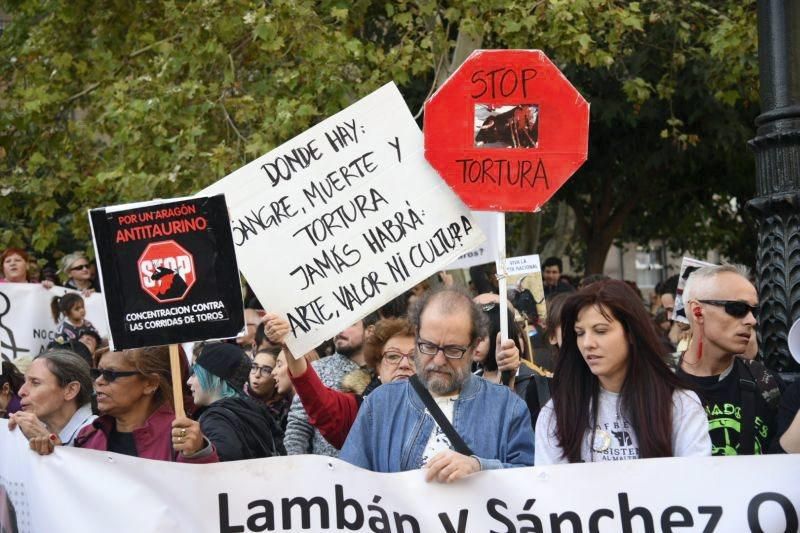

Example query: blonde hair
[683,264,751,306]
[59,251,88,277]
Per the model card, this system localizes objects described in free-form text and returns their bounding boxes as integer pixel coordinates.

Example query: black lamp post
[747,0,800,372]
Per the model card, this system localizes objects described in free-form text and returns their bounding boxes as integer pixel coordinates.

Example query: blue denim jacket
[340,374,535,472]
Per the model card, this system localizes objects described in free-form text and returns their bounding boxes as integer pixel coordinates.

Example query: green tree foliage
[1,0,758,274]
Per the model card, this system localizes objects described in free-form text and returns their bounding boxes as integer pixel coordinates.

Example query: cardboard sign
[673,257,715,324]
[424,50,589,212]
[89,195,244,350]
[200,83,484,356]
[505,253,541,276]
[504,254,547,322]
[446,211,499,270]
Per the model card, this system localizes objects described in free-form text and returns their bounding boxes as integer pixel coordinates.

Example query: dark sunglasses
[90,368,140,382]
[70,264,90,272]
[698,300,758,319]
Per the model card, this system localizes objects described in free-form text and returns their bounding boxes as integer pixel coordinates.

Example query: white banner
[1,421,798,533]
[446,211,498,270]
[200,83,484,355]
[0,284,108,362]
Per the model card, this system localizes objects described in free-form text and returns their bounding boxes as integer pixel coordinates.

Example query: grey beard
[414,352,470,395]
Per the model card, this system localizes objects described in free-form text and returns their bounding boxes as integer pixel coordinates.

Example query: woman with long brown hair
[535,280,710,464]
[71,346,218,462]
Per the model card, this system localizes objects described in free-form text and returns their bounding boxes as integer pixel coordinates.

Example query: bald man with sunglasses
[676,264,784,456]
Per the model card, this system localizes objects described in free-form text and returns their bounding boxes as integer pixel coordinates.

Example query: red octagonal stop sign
[424,50,589,212]
[137,240,196,303]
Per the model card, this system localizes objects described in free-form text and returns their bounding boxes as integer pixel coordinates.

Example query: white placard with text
[201,83,484,355]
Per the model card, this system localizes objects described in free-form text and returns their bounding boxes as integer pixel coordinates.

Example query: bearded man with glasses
[677,264,785,456]
[340,287,534,482]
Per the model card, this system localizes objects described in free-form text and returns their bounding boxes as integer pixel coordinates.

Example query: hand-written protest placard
[89,195,244,350]
[200,83,484,355]
[424,50,589,212]
[446,211,498,270]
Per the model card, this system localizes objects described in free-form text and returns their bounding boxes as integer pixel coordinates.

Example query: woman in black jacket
[187,343,285,461]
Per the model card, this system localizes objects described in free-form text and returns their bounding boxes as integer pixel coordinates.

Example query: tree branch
[219,101,247,143]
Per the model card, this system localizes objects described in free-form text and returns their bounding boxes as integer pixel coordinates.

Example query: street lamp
[747,0,800,372]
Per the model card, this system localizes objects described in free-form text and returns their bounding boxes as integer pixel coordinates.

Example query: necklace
[589,397,624,459]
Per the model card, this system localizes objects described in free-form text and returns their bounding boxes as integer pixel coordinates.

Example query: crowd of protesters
[3,246,800,482]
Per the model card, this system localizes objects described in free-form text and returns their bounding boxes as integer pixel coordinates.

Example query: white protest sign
[0,284,108,362]
[200,83,484,355]
[1,423,798,533]
[446,211,498,270]
[503,253,547,321]
[788,319,800,365]
[673,256,715,324]
[504,253,541,276]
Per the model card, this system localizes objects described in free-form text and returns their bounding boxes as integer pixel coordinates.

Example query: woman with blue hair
[188,343,285,461]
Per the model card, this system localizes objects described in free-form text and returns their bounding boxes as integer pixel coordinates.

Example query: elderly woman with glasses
[69,346,218,463]
[185,342,285,461]
[261,314,416,449]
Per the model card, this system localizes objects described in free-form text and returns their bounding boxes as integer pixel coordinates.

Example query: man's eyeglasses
[381,349,415,366]
[250,364,273,377]
[416,338,470,359]
[90,368,140,382]
[70,264,90,272]
[698,300,758,319]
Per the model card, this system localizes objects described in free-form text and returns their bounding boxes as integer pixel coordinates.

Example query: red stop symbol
[424,50,589,212]
[137,240,196,303]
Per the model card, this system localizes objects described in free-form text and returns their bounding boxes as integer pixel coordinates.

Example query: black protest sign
[89,195,244,350]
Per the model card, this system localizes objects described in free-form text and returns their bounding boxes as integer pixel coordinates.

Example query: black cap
[195,343,250,391]
[76,328,101,344]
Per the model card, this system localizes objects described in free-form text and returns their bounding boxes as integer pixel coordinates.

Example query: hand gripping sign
[424,49,589,212]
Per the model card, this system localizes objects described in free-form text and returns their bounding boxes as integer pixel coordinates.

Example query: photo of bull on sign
[151,266,189,301]
[474,104,539,148]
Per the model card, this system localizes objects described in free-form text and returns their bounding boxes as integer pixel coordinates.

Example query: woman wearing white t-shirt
[535,280,711,464]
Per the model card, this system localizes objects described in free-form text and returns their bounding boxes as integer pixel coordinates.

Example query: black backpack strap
[736,359,757,455]
[409,375,474,456]
[742,358,783,409]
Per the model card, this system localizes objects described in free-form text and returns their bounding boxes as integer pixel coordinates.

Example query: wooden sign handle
[169,344,185,416]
